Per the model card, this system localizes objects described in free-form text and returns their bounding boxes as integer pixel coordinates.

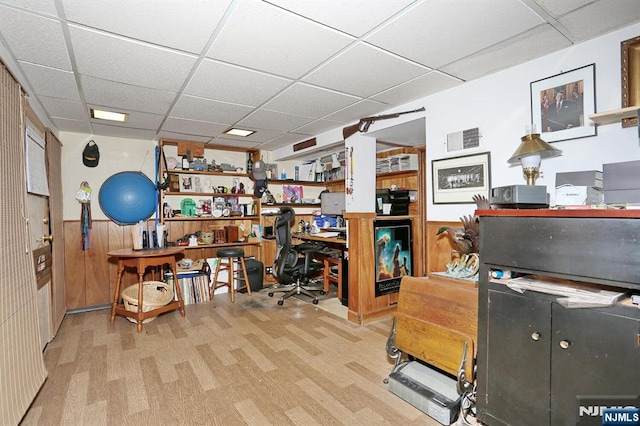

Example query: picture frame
[530,63,596,143]
[432,152,491,204]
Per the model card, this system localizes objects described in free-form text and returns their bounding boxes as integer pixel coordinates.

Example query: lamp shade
[508,133,562,164]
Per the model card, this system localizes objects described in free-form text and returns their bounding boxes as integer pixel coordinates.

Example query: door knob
[559,339,571,349]
[42,234,53,242]
[531,331,541,341]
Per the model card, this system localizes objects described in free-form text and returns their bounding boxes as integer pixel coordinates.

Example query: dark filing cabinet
[475,210,640,426]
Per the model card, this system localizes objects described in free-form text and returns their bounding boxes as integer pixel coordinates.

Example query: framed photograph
[531,63,596,143]
[432,152,491,204]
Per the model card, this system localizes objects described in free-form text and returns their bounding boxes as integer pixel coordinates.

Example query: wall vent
[446,127,480,153]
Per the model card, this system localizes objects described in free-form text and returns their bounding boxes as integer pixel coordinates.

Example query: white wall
[60,132,156,221]
[422,22,640,221]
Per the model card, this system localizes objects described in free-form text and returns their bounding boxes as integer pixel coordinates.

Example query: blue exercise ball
[98,171,157,225]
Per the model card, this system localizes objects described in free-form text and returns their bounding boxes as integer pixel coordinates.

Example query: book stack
[165,271,211,305]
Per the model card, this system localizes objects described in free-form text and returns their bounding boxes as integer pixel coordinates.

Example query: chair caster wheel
[320,290,326,295]
[268,292,274,297]
[313,299,319,305]
[277,300,284,306]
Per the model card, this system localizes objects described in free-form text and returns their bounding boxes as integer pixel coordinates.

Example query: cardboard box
[603,160,640,204]
[555,170,602,189]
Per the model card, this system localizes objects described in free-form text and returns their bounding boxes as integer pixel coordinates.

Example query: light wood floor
[21,290,444,425]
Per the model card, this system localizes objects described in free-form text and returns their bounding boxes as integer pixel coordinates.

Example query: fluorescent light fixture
[224,128,255,137]
[90,108,128,122]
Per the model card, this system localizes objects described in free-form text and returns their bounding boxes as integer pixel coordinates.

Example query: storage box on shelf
[158,139,262,259]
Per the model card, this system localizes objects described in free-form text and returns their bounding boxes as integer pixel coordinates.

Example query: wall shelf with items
[159,138,262,256]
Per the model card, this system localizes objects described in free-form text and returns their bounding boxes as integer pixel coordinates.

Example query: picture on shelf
[197,199,212,216]
[282,185,303,203]
[180,175,195,192]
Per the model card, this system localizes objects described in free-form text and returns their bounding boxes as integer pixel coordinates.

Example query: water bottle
[281,169,286,180]
[294,166,300,181]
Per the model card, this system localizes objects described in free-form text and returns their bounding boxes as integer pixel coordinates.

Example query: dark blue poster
[374,219,413,297]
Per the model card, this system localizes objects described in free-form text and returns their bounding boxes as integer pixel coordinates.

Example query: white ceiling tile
[69,25,197,91]
[323,99,389,122]
[39,96,87,120]
[366,0,545,68]
[238,109,316,132]
[262,83,360,118]
[442,25,572,82]
[206,0,354,78]
[0,5,71,70]
[161,117,229,137]
[0,0,57,15]
[90,123,158,140]
[19,61,80,101]
[157,131,212,143]
[61,0,232,53]
[532,0,595,17]
[293,119,345,135]
[371,71,462,106]
[51,117,92,134]
[256,133,312,151]
[559,1,640,42]
[81,75,176,115]
[265,0,415,37]
[185,59,293,106]
[171,95,254,124]
[208,137,262,149]
[304,42,429,97]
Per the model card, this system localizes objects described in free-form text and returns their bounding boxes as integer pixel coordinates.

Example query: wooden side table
[108,247,186,332]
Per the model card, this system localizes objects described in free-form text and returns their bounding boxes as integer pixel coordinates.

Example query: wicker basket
[121,281,174,324]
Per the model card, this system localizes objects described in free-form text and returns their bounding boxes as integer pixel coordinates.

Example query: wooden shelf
[165,191,257,198]
[589,105,640,125]
[268,179,344,186]
[263,203,320,208]
[166,169,251,177]
[376,169,418,178]
[176,241,260,249]
[164,215,260,221]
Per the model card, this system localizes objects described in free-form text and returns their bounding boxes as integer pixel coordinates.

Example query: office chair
[267,207,325,305]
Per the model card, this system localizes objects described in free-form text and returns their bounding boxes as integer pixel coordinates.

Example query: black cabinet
[476,211,640,426]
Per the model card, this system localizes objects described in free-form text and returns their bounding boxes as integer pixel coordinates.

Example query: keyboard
[324,227,346,232]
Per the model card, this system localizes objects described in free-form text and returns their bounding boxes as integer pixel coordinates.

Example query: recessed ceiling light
[224,128,255,137]
[90,108,129,122]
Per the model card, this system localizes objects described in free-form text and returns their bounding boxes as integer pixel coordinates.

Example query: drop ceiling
[0,0,638,155]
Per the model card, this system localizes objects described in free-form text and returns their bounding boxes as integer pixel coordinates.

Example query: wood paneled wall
[64,218,465,311]
[64,219,261,310]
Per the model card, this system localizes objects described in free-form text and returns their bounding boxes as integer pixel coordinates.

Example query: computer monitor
[320,192,345,217]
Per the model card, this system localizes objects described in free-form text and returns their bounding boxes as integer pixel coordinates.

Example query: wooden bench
[390,275,478,386]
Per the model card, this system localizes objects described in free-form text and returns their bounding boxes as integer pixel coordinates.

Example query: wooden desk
[108,247,186,332]
[295,233,346,246]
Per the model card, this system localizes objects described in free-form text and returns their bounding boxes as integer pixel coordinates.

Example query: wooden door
[46,130,66,336]
[25,123,53,349]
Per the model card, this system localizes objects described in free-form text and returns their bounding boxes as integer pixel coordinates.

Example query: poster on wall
[25,126,49,196]
[374,219,413,297]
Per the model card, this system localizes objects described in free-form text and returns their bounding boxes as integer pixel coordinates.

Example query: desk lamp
[490,126,562,208]
[508,126,562,185]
